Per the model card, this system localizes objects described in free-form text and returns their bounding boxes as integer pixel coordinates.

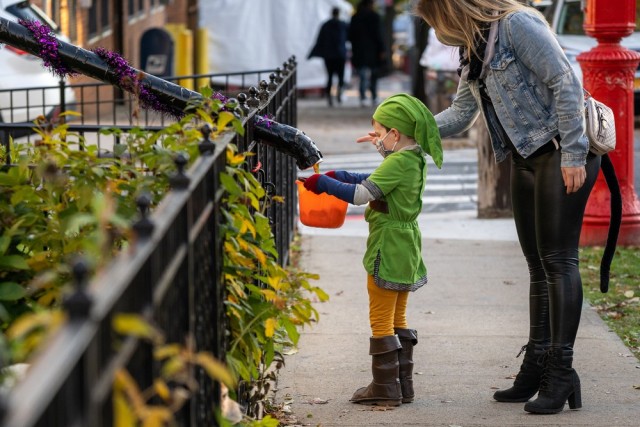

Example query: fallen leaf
[335,290,344,296]
[624,290,635,298]
[415,371,424,375]
[304,397,329,404]
[633,385,640,390]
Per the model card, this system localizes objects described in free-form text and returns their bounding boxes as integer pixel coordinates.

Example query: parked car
[0,0,76,131]
[533,0,640,113]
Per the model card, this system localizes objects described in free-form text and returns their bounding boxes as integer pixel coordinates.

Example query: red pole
[577,0,640,246]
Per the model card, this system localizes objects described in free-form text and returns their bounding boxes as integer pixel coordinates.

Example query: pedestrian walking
[419,27,460,115]
[415,0,600,415]
[348,0,386,107]
[301,93,443,406]
[308,7,349,107]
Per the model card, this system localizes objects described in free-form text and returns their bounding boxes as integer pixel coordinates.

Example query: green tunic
[363,147,428,291]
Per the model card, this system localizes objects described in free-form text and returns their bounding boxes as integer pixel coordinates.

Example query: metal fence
[0,58,299,427]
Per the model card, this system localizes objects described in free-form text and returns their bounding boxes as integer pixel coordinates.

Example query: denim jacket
[435,11,588,167]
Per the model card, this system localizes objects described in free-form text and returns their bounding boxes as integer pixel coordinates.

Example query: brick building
[33,0,196,70]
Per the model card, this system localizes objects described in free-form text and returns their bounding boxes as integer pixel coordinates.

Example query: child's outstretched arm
[325,170,371,184]
[302,174,379,206]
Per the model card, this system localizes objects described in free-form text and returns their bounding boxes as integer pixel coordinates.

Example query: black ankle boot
[494,342,548,402]
[524,348,582,414]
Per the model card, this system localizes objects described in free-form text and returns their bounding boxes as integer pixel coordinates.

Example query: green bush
[0,94,327,425]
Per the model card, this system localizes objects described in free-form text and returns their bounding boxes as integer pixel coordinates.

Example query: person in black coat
[308,7,349,106]
[349,0,385,107]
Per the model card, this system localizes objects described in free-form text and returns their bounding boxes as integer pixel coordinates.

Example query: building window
[128,0,144,18]
[88,0,111,39]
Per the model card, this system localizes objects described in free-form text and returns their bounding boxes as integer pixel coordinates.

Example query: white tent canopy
[199,0,353,89]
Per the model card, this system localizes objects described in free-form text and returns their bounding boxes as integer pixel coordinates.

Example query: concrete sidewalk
[271,74,640,426]
[273,223,640,426]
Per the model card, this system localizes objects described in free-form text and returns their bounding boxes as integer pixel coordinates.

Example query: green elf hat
[372,93,443,168]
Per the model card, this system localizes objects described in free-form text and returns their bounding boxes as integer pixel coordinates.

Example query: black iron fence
[0,58,299,426]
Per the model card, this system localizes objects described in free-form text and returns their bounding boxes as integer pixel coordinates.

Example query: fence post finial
[199,124,216,155]
[247,86,260,109]
[63,257,93,320]
[237,93,250,115]
[133,193,155,239]
[169,153,191,190]
[258,80,270,102]
[268,74,277,92]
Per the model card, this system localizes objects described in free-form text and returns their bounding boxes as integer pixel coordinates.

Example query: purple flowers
[93,47,182,117]
[19,19,74,77]
[255,114,274,128]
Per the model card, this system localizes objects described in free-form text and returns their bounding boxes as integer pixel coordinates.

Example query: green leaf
[219,173,242,196]
[65,213,96,236]
[10,187,41,205]
[0,255,29,270]
[0,282,27,301]
[281,317,300,345]
[0,236,10,256]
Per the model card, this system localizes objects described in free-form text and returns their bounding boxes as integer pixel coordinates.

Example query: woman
[414,0,599,414]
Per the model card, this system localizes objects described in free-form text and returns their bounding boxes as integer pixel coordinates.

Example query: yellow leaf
[196,109,214,125]
[161,357,185,378]
[5,310,64,340]
[226,151,246,166]
[237,237,249,252]
[265,318,278,338]
[251,246,267,267]
[261,289,277,302]
[113,314,163,344]
[271,195,285,204]
[217,111,236,130]
[266,275,282,291]
[114,369,146,414]
[114,388,138,427]
[37,289,60,307]
[154,344,182,360]
[194,352,236,388]
[141,406,173,427]
[239,218,256,238]
[153,379,171,402]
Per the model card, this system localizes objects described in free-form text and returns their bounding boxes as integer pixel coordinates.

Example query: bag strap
[598,153,622,293]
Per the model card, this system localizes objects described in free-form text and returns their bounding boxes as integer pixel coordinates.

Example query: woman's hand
[561,166,586,194]
[356,132,377,145]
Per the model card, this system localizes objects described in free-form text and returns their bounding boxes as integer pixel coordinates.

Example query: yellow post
[195,28,210,91]
[165,24,194,90]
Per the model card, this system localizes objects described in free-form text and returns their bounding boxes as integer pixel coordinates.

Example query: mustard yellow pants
[367,275,409,337]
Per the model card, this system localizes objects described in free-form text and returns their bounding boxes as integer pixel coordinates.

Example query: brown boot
[395,328,417,403]
[350,335,402,406]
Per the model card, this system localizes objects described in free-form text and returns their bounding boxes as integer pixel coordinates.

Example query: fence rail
[0,58,299,427]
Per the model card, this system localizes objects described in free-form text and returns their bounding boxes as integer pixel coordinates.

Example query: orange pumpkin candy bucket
[296,180,348,228]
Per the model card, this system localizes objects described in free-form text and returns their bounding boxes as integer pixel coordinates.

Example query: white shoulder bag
[583,89,616,155]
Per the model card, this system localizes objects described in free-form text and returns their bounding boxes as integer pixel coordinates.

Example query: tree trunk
[475,122,513,218]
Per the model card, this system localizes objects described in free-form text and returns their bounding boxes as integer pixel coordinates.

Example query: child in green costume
[302,93,443,406]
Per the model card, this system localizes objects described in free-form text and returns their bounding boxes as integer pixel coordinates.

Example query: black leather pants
[510,148,600,350]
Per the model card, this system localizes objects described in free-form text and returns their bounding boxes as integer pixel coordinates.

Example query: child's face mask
[375,131,398,158]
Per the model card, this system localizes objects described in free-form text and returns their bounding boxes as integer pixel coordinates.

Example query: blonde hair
[414,0,547,58]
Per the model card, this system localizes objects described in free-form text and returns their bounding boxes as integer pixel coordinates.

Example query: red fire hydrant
[577,0,640,246]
